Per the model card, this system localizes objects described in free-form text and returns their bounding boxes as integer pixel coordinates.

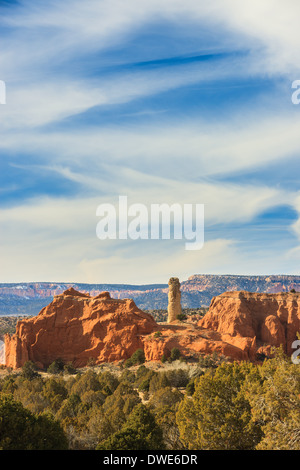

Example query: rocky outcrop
[5,289,157,369]
[5,288,300,369]
[145,290,300,362]
[143,323,256,362]
[167,278,182,323]
[198,291,300,356]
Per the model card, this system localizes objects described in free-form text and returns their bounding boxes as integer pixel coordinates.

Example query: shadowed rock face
[167,277,182,323]
[198,291,300,356]
[5,289,157,369]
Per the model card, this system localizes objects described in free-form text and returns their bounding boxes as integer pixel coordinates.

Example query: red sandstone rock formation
[5,289,157,369]
[143,323,255,362]
[144,290,300,362]
[198,291,300,356]
[5,288,300,369]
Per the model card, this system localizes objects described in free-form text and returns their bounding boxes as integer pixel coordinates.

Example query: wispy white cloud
[1,0,300,283]
[2,0,299,77]
[2,109,300,180]
[0,170,296,283]
[1,0,298,132]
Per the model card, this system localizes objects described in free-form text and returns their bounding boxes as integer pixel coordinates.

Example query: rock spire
[167,277,182,323]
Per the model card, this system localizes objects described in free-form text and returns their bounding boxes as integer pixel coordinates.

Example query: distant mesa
[2,274,300,314]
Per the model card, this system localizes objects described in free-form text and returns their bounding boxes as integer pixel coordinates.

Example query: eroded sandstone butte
[144,290,300,362]
[198,291,300,357]
[5,288,300,369]
[5,288,157,369]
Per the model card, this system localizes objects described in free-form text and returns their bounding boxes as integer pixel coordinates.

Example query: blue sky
[1,0,300,284]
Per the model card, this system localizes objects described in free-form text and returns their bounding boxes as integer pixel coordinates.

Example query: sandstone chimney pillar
[167,277,182,323]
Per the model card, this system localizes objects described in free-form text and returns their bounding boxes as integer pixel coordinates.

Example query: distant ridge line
[1,274,300,315]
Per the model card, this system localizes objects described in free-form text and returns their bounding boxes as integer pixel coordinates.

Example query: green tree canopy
[248,351,300,450]
[0,393,68,450]
[97,403,163,450]
[176,361,263,450]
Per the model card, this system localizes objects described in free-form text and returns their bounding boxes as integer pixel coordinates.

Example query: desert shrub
[153,405,184,450]
[86,407,113,440]
[103,382,141,427]
[21,361,40,380]
[176,361,262,450]
[42,378,68,413]
[0,375,18,394]
[97,404,164,450]
[138,378,151,392]
[120,369,136,384]
[135,364,149,380]
[149,389,184,450]
[248,350,300,450]
[176,350,300,450]
[63,362,77,375]
[185,379,195,396]
[154,331,162,338]
[130,348,145,365]
[149,372,170,394]
[47,358,65,374]
[176,313,187,321]
[0,393,68,450]
[125,349,145,368]
[56,393,81,421]
[134,366,156,391]
[165,369,189,388]
[170,348,181,362]
[12,376,46,414]
[198,352,226,369]
[149,387,183,409]
[70,370,101,397]
[80,390,106,407]
[97,371,119,396]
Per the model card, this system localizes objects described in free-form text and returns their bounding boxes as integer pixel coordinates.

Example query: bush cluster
[1,348,299,450]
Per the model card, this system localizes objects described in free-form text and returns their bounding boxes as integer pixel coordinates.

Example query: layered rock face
[199,291,300,356]
[144,291,300,362]
[143,322,255,362]
[5,287,299,369]
[5,288,157,369]
[167,277,182,323]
